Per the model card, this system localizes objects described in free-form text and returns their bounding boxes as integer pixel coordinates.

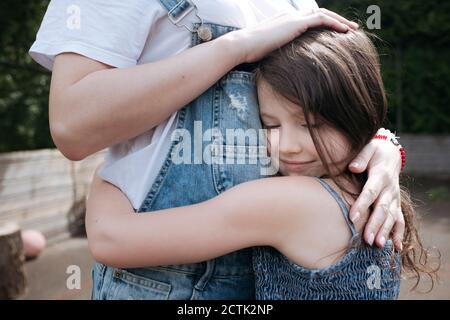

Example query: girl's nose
[278,127,303,156]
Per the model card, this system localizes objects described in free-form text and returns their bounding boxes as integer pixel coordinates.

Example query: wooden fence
[0,149,105,244]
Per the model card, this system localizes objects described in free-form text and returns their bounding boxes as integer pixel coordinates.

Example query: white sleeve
[29,0,159,70]
[292,0,319,11]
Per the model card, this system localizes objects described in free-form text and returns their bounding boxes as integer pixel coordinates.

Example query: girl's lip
[280,159,315,165]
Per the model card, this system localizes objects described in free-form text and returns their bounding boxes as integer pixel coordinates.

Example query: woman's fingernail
[350,162,360,169]
[379,236,386,247]
[368,233,375,246]
[351,211,360,223]
[352,22,359,29]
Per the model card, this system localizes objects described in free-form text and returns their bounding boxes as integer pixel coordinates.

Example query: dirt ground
[397,175,450,299]
[21,176,450,300]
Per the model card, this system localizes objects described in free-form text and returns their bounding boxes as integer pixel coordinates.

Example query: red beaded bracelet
[399,146,406,172]
[372,134,406,172]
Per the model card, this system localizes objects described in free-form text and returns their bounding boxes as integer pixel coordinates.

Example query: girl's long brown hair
[255,27,439,291]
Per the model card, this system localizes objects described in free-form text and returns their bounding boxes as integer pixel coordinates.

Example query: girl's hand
[226,8,359,64]
[348,139,405,251]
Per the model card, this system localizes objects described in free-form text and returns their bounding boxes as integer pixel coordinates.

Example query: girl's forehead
[261,94,305,118]
[257,77,312,120]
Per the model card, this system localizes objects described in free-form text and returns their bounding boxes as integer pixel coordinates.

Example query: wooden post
[0,222,27,299]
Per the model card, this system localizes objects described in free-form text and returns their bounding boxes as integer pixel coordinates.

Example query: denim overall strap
[159,0,202,31]
[314,177,358,238]
[159,0,188,13]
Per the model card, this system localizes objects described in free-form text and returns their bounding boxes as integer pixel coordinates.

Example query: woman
[86,28,438,300]
[30,1,405,299]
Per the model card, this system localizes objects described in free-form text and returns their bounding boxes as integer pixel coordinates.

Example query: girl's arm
[86,169,357,269]
[50,10,356,161]
[86,170,284,268]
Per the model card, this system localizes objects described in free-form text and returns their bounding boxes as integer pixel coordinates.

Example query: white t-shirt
[29,0,319,209]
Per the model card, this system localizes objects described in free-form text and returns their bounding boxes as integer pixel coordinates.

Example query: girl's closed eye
[263,123,280,129]
[262,121,323,129]
[302,122,323,129]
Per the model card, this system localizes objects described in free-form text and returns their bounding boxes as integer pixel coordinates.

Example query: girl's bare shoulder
[226,175,352,228]
[237,175,348,211]
[240,176,356,268]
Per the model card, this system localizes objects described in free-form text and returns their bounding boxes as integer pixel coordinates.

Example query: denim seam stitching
[113,269,172,294]
[211,84,225,195]
[138,107,187,211]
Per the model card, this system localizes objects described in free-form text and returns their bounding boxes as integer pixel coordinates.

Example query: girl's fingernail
[379,236,386,247]
[368,233,375,246]
[351,211,360,223]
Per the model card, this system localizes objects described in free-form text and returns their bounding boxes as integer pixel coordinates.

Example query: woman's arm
[50,10,357,160]
[50,37,238,161]
[349,134,405,249]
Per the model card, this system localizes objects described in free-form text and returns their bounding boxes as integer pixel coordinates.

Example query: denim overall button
[197,25,213,42]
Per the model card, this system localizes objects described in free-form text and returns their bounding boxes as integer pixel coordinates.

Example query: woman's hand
[226,8,359,64]
[348,138,405,251]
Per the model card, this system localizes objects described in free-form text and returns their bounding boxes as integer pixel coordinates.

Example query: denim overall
[91,0,268,300]
[253,177,402,300]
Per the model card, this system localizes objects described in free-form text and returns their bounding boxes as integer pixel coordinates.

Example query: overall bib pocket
[212,71,270,193]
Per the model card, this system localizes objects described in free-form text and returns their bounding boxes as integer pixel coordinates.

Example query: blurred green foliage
[0,0,52,152]
[427,186,450,202]
[0,0,449,152]
[320,0,450,133]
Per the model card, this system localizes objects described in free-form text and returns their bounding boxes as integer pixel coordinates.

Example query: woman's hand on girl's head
[225,7,359,64]
[348,139,405,251]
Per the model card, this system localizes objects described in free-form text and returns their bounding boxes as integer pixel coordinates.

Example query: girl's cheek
[305,137,320,160]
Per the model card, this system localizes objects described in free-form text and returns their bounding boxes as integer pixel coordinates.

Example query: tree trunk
[0,223,27,299]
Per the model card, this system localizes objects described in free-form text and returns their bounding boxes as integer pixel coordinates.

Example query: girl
[86,28,437,299]
[31,1,405,299]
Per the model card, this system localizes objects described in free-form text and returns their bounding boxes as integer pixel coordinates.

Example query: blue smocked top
[253,177,402,300]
